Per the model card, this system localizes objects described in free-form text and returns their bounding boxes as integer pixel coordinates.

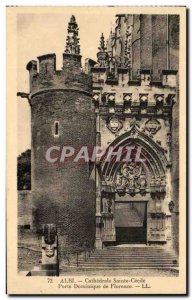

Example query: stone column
[95,114,103,249]
[95,167,103,249]
[164,168,173,248]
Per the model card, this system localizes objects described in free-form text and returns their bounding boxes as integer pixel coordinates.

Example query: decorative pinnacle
[106,29,115,52]
[65,15,80,55]
[98,33,107,52]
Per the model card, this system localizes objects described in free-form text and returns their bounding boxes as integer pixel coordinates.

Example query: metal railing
[60,242,95,267]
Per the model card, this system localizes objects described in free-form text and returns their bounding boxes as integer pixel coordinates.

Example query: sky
[17,8,118,155]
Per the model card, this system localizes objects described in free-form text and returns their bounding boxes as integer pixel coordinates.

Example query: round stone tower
[26,16,96,251]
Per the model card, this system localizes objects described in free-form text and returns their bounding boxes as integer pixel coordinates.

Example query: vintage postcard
[7,6,187,295]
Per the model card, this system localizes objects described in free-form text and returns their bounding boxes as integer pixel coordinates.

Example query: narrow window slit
[54,121,59,137]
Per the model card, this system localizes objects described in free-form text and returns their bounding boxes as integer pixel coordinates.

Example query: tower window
[54,121,59,137]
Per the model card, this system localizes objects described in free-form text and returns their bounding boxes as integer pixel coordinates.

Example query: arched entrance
[115,200,148,244]
[95,124,172,247]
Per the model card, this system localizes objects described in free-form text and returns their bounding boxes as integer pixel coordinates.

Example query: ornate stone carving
[155,94,164,103]
[129,117,140,128]
[167,132,172,144]
[150,176,166,194]
[102,194,113,214]
[145,118,161,134]
[30,224,59,276]
[124,25,133,68]
[93,93,100,102]
[65,15,80,55]
[115,162,147,194]
[107,50,116,79]
[140,72,151,83]
[123,93,132,102]
[41,224,59,276]
[42,224,58,259]
[107,93,115,102]
[106,116,123,133]
[96,33,108,68]
[166,94,176,104]
[139,93,148,102]
[107,198,112,213]
[101,125,169,196]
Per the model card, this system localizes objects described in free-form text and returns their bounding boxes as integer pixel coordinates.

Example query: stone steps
[67,246,178,270]
[81,261,177,264]
[81,258,177,261]
[66,265,178,270]
[88,255,177,259]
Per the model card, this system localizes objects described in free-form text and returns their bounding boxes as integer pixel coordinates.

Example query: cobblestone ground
[18,247,41,271]
[18,231,42,271]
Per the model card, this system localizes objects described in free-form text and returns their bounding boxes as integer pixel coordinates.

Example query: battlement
[26,53,92,97]
[38,53,56,75]
[91,68,177,117]
[91,66,177,90]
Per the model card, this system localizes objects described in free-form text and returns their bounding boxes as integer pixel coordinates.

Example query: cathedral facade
[18,14,179,256]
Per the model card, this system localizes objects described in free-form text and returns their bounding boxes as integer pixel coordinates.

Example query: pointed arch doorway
[96,125,171,248]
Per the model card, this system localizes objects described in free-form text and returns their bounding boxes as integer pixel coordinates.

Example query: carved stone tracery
[115,162,147,195]
[96,33,108,68]
[42,224,57,258]
[65,15,80,55]
[100,125,168,196]
[106,116,123,133]
[145,118,161,135]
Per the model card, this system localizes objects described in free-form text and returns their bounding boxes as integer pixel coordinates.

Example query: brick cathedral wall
[18,190,32,227]
[152,15,167,81]
[20,14,180,254]
[169,15,180,70]
[132,14,140,80]
[140,15,152,70]
[31,90,96,251]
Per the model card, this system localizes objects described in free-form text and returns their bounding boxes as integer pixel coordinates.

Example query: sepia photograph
[6,6,187,295]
